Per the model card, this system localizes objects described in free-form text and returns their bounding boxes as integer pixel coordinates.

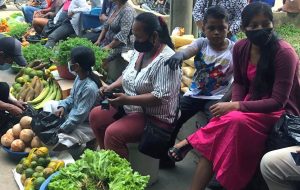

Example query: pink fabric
[89,106,172,159]
[187,63,284,189]
[63,0,71,11]
[232,39,300,115]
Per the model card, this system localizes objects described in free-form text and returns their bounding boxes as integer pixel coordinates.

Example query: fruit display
[28,79,62,109]
[10,67,62,107]
[48,150,149,190]
[16,147,65,190]
[1,116,42,152]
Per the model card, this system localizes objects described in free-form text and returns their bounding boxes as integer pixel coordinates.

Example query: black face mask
[134,39,154,53]
[245,28,273,46]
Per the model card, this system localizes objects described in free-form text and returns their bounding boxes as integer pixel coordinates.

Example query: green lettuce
[48,150,149,190]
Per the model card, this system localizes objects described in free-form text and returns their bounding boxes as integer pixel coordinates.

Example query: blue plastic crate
[82,8,102,30]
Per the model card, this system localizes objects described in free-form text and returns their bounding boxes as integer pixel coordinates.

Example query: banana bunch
[28,79,62,110]
[16,76,44,102]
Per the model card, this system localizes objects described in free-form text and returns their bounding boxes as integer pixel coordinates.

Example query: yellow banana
[28,84,50,105]
[55,85,62,101]
[33,83,57,109]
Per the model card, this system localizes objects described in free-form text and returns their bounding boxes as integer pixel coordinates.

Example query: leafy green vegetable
[7,21,29,40]
[54,37,109,74]
[48,150,149,190]
[9,12,23,19]
[22,43,55,63]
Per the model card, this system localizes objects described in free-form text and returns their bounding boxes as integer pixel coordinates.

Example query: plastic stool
[128,143,159,186]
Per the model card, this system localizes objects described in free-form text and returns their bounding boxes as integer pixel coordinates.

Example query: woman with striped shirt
[89,12,181,159]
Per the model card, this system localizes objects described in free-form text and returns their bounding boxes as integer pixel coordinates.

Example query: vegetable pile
[0,18,9,32]
[54,37,109,74]
[22,44,55,64]
[1,116,43,152]
[7,20,30,40]
[16,147,65,190]
[48,149,150,190]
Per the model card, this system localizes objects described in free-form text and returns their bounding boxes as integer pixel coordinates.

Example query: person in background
[43,46,100,151]
[260,146,300,190]
[21,0,49,23]
[168,2,300,190]
[192,0,247,41]
[44,0,90,48]
[164,5,234,171]
[89,13,181,160]
[94,0,135,83]
[82,0,115,43]
[32,0,64,35]
[278,0,300,13]
[0,0,6,10]
[0,35,27,135]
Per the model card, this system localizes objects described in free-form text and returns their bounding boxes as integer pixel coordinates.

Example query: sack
[138,118,173,159]
[266,113,300,151]
[31,111,65,146]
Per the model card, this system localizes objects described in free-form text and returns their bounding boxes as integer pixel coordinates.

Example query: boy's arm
[181,38,205,59]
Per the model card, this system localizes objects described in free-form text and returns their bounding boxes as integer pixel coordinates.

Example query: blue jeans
[21,6,41,23]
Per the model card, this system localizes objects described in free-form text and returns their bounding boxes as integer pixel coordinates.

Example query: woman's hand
[94,39,101,46]
[99,83,114,96]
[103,45,111,51]
[209,102,240,117]
[7,105,23,116]
[108,93,129,107]
[11,100,26,110]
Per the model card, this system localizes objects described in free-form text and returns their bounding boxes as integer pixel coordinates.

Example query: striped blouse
[122,46,181,124]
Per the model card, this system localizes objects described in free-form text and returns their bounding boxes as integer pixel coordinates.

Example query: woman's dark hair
[203,5,229,24]
[70,46,101,88]
[241,2,279,100]
[135,12,174,50]
[119,0,128,4]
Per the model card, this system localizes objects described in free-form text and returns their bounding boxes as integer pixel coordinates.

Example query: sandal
[168,142,193,162]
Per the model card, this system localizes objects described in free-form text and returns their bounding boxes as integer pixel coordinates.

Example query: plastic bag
[31,111,65,146]
[266,113,300,151]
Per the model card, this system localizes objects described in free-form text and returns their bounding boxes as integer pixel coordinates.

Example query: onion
[20,116,32,129]
[12,124,22,138]
[1,134,15,147]
[6,129,14,136]
[11,139,25,152]
[31,136,42,148]
[19,129,34,143]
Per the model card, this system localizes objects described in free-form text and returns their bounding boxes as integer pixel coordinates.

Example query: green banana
[33,83,57,109]
[55,85,62,101]
[28,84,50,105]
